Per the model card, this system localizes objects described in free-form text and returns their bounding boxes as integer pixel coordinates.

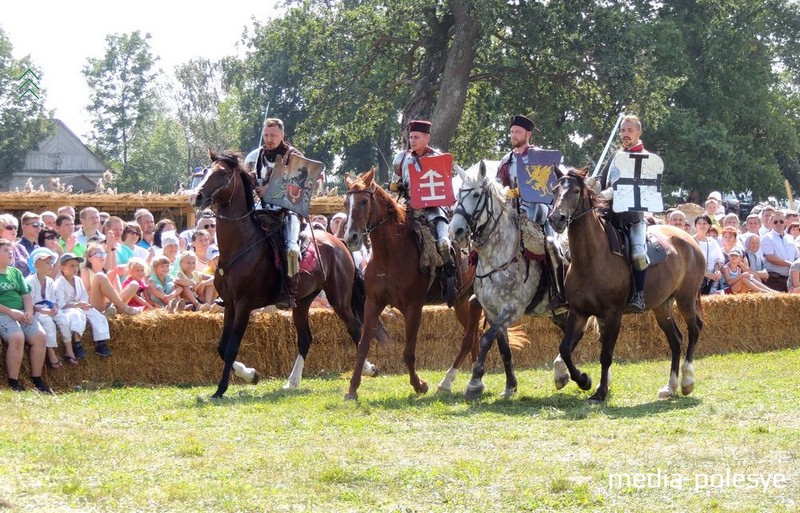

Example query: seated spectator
[53,253,113,358]
[758,205,776,236]
[81,243,142,316]
[0,238,52,393]
[0,214,30,277]
[788,256,800,293]
[19,212,42,254]
[720,227,742,260]
[330,213,347,238]
[311,214,328,231]
[121,258,151,310]
[160,233,180,273]
[721,248,774,294]
[707,224,721,243]
[40,211,57,231]
[667,210,687,230]
[147,255,183,310]
[56,214,85,257]
[190,230,213,272]
[174,252,217,310]
[153,219,177,249]
[117,223,150,277]
[787,221,800,243]
[694,215,724,294]
[99,211,110,225]
[742,233,769,283]
[206,245,219,274]
[57,206,75,218]
[25,248,73,368]
[76,207,104,246]
[37,229,63,278]
[739,213,761,246]
[134,209,156,250]
[721,213,740,231]
[179,209,216,250]
[761,210,798,291]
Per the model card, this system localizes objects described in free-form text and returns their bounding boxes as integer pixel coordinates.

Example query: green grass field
[1,349,798,513]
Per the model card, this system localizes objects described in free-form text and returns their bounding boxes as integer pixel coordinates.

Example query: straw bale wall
[3,295,798,391]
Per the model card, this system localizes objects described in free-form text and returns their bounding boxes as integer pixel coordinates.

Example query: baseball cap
[59,253,84,266]
[28,247,58,274]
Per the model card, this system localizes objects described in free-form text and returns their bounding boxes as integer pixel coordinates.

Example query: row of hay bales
[4,294,799,391]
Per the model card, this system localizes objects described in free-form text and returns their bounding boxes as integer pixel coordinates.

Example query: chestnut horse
[342,169,482,400]
[193,150,379,399]
[548,167,705,402]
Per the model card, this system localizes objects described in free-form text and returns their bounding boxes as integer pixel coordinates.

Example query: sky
[3,0,281,140]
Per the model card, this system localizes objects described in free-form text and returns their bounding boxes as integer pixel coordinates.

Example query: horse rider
[244,117,303,309]
[390,119,457,301]
[597,114,649,313]
[495,115,567,309]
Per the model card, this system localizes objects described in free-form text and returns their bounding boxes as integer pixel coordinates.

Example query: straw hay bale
[2,295,799,391]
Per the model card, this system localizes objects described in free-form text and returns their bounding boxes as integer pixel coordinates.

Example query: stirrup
[626,292,646,314]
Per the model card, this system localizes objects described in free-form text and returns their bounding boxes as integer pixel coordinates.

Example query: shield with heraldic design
[408,153,456,209]
[610,151,664,213]
[263,153,325,217]
[515,148,561,203]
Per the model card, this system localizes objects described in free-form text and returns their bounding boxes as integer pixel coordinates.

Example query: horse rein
[555,174,595,225]
[453,183,504,247]
[208,161,260,221]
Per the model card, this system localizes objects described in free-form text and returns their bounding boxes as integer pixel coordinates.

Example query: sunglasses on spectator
[44,235,58,241]
[773,220,785,225]
[203,223,216,229]
[24,222,43,228]
[90,251,108,258]
[3,226,17,231]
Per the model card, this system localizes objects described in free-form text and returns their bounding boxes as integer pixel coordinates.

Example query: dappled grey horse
[447,161,567,398]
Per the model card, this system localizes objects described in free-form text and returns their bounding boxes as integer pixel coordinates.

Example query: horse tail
[507,323,530,350]
[350,266,391,344]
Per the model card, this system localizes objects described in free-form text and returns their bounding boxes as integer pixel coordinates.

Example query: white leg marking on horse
[658,371,679,399]
[553,355,570,390]
[681,361,695,395]
[232,361,258,383]
[283,355,305,390]
[437,367,458,393]
[362,359,378,377]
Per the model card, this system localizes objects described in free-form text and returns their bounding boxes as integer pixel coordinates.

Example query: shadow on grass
[360,389,701,420]
[192,386,315,407]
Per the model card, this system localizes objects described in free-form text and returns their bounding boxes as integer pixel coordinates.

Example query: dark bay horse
[548,167,705,402]
[342,169,482,400]
[193,150,378,398]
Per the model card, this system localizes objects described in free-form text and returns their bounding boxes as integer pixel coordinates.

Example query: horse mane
[212,150,255,212]
[352,176,406,225]
[565,166,609,209]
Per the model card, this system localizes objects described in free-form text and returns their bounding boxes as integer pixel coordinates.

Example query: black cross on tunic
[613,153,662,212]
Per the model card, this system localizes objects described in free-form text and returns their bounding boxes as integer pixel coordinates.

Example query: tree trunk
[430,0,481,152]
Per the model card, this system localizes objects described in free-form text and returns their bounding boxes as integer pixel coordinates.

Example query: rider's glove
[389,182,400,192]
[598,188,614,201]
[506,188,520,199]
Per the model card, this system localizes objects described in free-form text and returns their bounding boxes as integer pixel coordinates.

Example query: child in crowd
[121,258,151,310]
[81,243,143,317]
[720,248,775,294]
[25,248,74,368]
[147,255,183,310]
[53,253,113,358]
[174,252,218,312]
[0,239,52,392]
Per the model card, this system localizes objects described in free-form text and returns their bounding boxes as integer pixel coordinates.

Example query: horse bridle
[206,160,259,221]
[453,182,504,247]
[344,186,391,238]
[554,173,594,226]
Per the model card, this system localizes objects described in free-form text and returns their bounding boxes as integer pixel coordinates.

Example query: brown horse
[548,167,705,402]
[193,150,380,399]
[342,169,482,400]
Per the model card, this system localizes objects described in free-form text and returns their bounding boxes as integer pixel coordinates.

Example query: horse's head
[193,149,246,210]
[343,168,404,251]
[549,166,595,233]
[449,160,500,244]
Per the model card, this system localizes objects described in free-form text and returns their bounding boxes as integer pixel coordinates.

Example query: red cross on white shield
[409,153,455,209]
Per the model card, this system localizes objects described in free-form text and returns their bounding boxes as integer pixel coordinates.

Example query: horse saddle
[599,213,671,268]
[256,211,318,275]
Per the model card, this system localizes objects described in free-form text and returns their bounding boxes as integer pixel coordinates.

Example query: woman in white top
[694,214,724,294]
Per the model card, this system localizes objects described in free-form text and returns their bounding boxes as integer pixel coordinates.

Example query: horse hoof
[657,387,675,400]
[416,381,429,395]
[282,381,299,391]
[500,387,517,399]
[436,384,452,394]
[344,392,358,401]
[578,373,592,391]
[587,393,605,404]
[250,370,261,385]
[554,375,570,390]
[681,383,694,396]
[465,381,485,400]
[367,366,379,378]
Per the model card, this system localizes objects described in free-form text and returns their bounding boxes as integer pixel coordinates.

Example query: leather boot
[276,274,299,310]
[626,291,646,313]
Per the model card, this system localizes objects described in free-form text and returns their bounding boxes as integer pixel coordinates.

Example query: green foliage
[83,31,159,176]
[123,111,188,193]
[0,27,52,183]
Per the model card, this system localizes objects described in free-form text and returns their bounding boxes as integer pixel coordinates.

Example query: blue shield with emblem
[514,148,561,203]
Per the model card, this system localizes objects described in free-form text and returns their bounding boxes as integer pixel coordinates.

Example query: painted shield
[408,153,456,209]
[263,153,325,217]
[610,151,664,213]
[514,148,561,203]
